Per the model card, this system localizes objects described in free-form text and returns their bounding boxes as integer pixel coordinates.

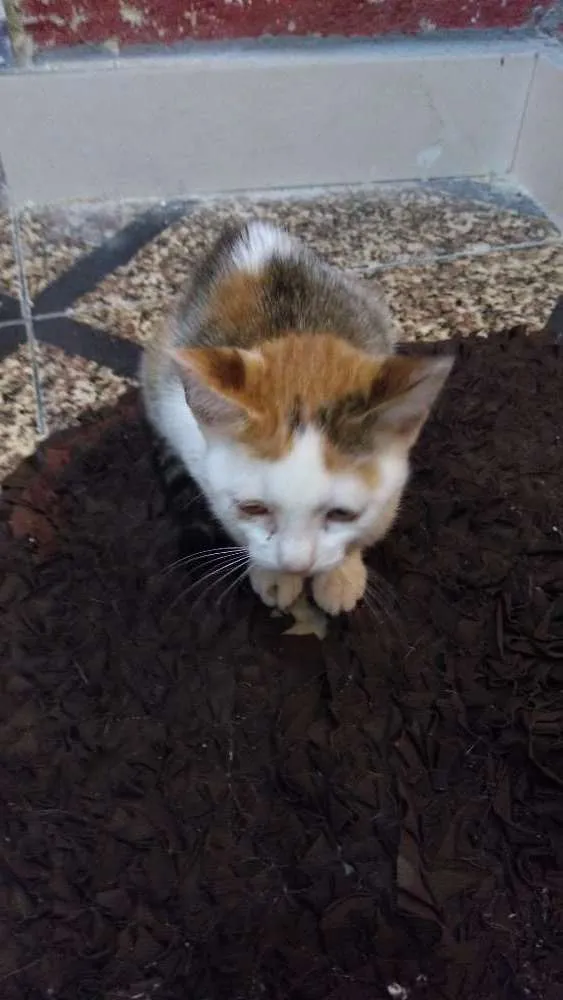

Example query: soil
[1,329,562,1000]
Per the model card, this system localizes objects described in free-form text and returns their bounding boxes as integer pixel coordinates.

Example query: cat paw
[250,567,304,611]
[312,552,367,615]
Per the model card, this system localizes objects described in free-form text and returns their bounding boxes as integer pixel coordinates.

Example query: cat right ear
[172,346,263,431]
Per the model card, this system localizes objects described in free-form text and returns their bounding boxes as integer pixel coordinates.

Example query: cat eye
[326,508,359,524]
[238,501,272,518]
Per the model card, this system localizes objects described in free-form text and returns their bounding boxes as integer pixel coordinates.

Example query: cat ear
[172,346,264,430]
[369,354,454,443]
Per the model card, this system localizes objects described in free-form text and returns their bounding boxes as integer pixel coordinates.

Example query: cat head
[174,334,452,574]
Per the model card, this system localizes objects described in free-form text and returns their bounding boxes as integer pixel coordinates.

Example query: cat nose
[279,540,314,575]
[281,558,313,575]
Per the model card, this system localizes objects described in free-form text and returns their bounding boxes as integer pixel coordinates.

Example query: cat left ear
[371,354,454,443]
[172,346,263,431]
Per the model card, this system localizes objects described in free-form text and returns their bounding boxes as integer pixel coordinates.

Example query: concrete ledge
[512,46,563,230]
[0,36,543,207]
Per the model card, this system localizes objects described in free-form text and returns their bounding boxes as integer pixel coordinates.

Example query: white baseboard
[0,35,561,219]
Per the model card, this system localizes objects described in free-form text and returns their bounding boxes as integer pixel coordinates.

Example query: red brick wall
[19,0,557,52]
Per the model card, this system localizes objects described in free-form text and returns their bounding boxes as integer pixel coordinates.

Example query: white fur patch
[145,372,410,577]
[266,426,331,510]
[204,426,410,575]
[230,221,295,274]
[148,378,207,475]
[377,450,410,504]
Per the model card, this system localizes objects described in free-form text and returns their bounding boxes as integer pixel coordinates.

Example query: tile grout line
[7,204,47,436]
[1,225,561,337]
[348,234,563,276]
[17,233,563,327]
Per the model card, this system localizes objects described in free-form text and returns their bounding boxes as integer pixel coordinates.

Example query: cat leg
[312,549,367,615]
[250,567,304,611]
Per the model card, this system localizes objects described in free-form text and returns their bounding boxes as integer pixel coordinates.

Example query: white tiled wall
[0,35,561,216]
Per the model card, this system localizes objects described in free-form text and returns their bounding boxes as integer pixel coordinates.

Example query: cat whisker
[366,567,398,605]
[364,582,396,623]
[365,572,399,617]
[362,587,386,626]
[335,564,391,628]
[161,545,246,577]
[167,544,246,568]
[215,563,250,609]
[177,489,205,513]
[169,552,249,610]
[363,573,405,645]
[188,553,249,596]
[190,555,251,613]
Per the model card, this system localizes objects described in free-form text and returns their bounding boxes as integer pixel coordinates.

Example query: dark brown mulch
[1,330,563,1000]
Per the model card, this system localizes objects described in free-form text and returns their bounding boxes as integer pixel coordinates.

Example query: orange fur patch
[203,271,268,347]
[248,334,380,451]
[175,333,441,479]
[178,333,381,461]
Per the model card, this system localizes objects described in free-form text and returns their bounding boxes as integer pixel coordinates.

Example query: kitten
[142,220,452,615]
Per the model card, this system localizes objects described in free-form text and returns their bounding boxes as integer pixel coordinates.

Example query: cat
[142,220,452,615]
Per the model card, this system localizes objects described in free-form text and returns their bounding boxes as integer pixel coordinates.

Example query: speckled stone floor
[1,177,562,478]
